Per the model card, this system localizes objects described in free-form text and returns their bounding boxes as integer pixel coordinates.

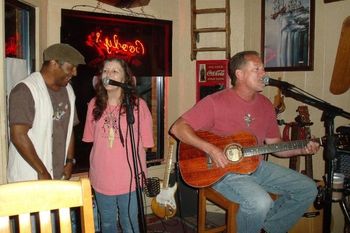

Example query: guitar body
[151,182,178,219]
[178,131,260,188]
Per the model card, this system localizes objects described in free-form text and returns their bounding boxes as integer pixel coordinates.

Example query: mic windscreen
[262,76,270,86]
[102,77,109,86]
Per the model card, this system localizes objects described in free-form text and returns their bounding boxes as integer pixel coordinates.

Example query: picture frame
[324,0,343,3]
[261,0,315,71]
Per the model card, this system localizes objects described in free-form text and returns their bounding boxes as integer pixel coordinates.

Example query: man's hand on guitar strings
[207,145,229,168]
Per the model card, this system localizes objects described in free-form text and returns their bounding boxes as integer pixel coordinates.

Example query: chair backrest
[0,178,94,233]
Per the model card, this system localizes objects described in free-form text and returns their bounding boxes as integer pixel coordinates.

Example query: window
[61,9,171,172]
[5,0,35,73]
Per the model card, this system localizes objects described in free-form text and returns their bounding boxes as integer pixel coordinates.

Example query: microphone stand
[276,82,350,233]
[124,88,147,233]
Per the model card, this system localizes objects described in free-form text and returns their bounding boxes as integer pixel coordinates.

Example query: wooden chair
[0,178,94,233]
[198,187,239,233]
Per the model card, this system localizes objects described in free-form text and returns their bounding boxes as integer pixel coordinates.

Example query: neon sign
[5,35,19,57]
[62,9,172,76]
[86,30,145,58]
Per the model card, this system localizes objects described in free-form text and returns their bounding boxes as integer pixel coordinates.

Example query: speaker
[173,163,198,218]
[335,150,350,178]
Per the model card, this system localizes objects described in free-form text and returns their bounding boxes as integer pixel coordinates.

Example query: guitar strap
[282,123,292,141]
[283,122,308,172]
[283,123,307,141]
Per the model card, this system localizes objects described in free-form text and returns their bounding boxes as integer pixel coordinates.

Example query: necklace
[244,113,254,127]
[233,89,255,128]
[105,105,119,148]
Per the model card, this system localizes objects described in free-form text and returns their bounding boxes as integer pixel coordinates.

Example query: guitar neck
[163,140,175,189]
[162,161,171,189]
[243,138,321,157]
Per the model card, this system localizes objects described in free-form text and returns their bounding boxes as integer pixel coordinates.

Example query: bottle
[199,64,206,82]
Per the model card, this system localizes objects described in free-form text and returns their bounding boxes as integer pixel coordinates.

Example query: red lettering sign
[86,30,146,58]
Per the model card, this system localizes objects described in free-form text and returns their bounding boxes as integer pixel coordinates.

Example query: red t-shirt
[182,88,280,145]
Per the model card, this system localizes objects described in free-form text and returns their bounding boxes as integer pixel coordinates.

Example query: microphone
[262,76,294,89]
[102,77,134,90]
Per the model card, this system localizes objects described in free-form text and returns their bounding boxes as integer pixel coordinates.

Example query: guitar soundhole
[225,144,242,162]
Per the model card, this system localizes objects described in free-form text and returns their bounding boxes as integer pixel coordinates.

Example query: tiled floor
[147,215,196,233]
[184,212,226,231]
[146,212,226,232]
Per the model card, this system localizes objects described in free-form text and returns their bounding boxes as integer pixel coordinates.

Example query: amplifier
[335,150,350,178]
[334,127,350,178]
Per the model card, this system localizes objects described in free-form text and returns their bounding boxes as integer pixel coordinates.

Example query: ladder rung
[190,0,230,60]
[194,8,226,14]
[194,47,227,52]
[194,27,227,33]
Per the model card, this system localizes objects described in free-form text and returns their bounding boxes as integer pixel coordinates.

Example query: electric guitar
[178,131,324,188]
[151,137,177,219]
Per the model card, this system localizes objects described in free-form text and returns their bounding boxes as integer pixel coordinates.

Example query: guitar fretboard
[243,138,321,157]
[163,139,175,189]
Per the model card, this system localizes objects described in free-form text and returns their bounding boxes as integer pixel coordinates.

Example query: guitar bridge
[206,153,213,169]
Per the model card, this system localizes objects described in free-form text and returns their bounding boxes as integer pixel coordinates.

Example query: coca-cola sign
[196,60,229,102]
[206,69,225,77]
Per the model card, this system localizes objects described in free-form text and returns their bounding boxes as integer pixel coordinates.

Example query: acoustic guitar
[288,106,313,173]
[178,131,323,188]
[151,137,177,219]
[273,77,286,116]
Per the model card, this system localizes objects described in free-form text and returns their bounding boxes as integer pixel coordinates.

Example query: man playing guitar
[170,51,320,233]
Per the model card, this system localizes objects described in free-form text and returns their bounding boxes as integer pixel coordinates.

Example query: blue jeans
[213,160,317,233]
[94,190,140,233]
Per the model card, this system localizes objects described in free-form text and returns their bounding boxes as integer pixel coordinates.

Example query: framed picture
[261,0,315,71]
[324,0,343,3]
